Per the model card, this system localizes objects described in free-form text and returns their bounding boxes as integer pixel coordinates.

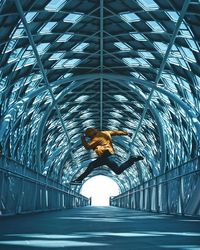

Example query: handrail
[111,156,199,200]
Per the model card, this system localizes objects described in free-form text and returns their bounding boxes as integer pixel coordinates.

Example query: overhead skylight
[24,57,36,67]
[166,11,179,22]
[123,58,139,67]
[123,57,150,67]
[186,39,199,52]
[80,112,92,119]
[56,33,74,42]
[64,59,80,68]
[154,42,168,54]
[53,59,68,69]
[82,119,95,128]
[53,59,80,69]
[63,12,84,23]
[138,50,155,59]
[4,40,17,53]
[147,21,165,32]
[39,22,57,34]
[74,95,89,102]
[11,24,24,38]
[137,57,151,67]
[114,42,131,51]
[23,46,34,58]
[114,95,128,102]
[130,32,147,41]
[131,72,146,79]
[8,48,24,63]
[25,12,38,23]
[110,111,123,119]
[15,59,26,70]
[179,23,192,38]
[179,47,196,63]
[167,57,190,70]
[120,12,140,23]
[45,0,68,12]
[72,42,89,52]
[59,73,73,79]
[36,43,50,54]
[49,52,65,60]
[108,119,121,127]
[136,0,159,11]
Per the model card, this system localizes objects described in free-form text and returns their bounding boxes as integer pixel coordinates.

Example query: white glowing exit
[80,175,120,206]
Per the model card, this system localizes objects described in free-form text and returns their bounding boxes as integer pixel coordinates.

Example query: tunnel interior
[0,0,200,216]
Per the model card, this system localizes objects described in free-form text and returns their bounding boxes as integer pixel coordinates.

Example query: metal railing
[110,157,200,217]
[0,155,90,216]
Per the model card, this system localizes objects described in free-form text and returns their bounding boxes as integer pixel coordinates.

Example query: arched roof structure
[0,0,200,193]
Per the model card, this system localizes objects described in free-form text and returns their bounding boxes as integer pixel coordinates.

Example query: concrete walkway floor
[0,206,200,250]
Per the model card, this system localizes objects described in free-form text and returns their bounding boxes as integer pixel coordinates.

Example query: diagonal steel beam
[131,0,191,146]
[15,0,78,172]
[100,0,104,130]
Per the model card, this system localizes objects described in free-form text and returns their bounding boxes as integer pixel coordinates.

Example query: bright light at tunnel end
[80,175,120,206]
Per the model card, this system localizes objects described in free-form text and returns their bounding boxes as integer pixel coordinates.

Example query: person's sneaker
[70,180,82,185]
[128,155,144,164]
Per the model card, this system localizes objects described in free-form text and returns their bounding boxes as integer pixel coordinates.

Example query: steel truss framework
[0,0,200,212]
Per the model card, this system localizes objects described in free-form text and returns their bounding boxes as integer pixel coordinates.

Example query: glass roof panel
[49,52,65,60]
[15,58,26,70]
[59,73,73,79]
[74,95,89,102]
[186,39,199,52]
[24,57,36,67]
[25,12,38,23]
[123,57,151,67]
[114,95,128,102]
[179,22,193,38]
[130,32,147,41]
[63,12,84,23]
[110,111,123,119]
[154,42,167,54]
[3,39,17,53]
[53,58,80,68]
[166,11,179,22]
[72,42,89,52]
[8,47,24,63]
[64,59,80,68]
[11,23,25,38]
[138,50,155,59]
[120,12,140,23]
[53,59,68,68]
[39,22,57,34]
[131,72,146,80]
[56,33,74,42]
[45,0,68,12]
[36,43,50,54]
[179,47,196,63]
[114,42,132,51]
[136,0,159,11]
[147,21,165,32]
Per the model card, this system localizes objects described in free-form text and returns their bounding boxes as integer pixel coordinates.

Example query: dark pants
[76,151,135,181]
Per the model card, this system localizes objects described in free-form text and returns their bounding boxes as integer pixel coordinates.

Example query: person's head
[85,127,98,138]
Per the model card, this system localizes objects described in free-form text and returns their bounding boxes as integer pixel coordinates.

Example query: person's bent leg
[120,155,144,173]
[75,158,102,182]
[105,155,122,175]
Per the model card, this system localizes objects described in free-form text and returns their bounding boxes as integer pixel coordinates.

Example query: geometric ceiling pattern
[0,0,200,192]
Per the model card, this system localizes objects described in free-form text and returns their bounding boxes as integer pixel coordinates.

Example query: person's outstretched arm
[108,130,132,137]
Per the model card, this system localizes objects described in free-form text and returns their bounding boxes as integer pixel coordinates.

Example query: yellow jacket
[82,130,129,157]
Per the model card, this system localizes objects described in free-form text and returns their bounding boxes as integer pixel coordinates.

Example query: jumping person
[70,128,144,184]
